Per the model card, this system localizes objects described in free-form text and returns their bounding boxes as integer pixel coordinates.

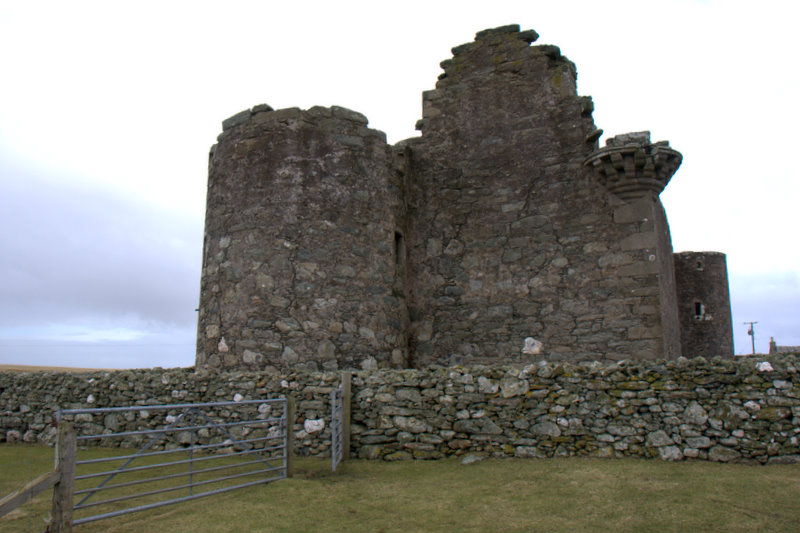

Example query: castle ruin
[195,25,734,372]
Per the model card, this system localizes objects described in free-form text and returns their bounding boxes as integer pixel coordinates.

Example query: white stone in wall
[393,416,427,433]
[233,393,244,402]
[756,361,774,372]
[218,337,229,352]
[744,400,761,412]
[304,419,325,433]
[361,357,377,370]
[86,394,95,404]
[477,376,498,394]
[521,337,543,356]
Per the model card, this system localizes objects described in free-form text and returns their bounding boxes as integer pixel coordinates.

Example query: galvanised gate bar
[55,398,290,527]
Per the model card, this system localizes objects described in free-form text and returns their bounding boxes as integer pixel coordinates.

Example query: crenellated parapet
[584,132,682,201]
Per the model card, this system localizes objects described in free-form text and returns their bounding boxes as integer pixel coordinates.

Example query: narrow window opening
[694,301,705,319]
[394,231,405,268]
[392,231,406,299]
[695,260,704,271]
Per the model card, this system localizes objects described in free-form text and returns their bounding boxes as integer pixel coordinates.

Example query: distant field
[0,364,113,373]
[1,445,799,533]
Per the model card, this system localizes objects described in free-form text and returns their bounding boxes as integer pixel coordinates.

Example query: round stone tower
[196,105,408,372]
[673,251,734,357]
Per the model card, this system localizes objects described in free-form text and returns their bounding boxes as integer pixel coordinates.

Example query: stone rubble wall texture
[406,27,679,366]
[2,354,799,464]
[674,251,735,358]
[195,24,733,372]
[197,106,409,372]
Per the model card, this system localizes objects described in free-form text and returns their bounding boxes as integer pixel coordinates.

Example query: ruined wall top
[417,25,582,136]
[437,24,545,87]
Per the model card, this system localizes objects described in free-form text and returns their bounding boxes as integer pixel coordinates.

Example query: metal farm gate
[50,398,293,529]
[0,376,354,530]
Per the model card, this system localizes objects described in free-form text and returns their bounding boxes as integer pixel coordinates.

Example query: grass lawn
[1,444,799,532]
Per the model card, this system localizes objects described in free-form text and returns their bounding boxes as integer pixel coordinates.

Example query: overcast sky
[1,0,797,368]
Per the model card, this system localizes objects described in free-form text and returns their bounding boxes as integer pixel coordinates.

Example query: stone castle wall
[3,354,798,464]
[405,27,679,366]
[197,106,408,372]
[674,252,734,357]
[195,25,714,372]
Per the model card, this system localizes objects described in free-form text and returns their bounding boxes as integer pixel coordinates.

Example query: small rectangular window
[694,302,705,319]
[394,231,405,267]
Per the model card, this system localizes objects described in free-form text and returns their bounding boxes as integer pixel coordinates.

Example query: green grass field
[2,444,799,532]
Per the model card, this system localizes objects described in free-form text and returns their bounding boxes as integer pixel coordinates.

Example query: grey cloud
[0,157,203,331]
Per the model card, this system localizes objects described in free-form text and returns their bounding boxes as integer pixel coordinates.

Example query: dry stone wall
[2,354,799,464]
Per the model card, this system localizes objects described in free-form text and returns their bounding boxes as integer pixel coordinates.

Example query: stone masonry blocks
[195,25,732,372]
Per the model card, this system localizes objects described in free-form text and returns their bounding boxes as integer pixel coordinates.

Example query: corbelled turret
[584,131,682,201]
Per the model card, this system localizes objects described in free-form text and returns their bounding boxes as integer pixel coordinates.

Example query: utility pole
[744,321,758,355]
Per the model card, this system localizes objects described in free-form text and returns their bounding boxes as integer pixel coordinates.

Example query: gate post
[285,395,295,478]
[51,421,76,533]
[341,372,351,461]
